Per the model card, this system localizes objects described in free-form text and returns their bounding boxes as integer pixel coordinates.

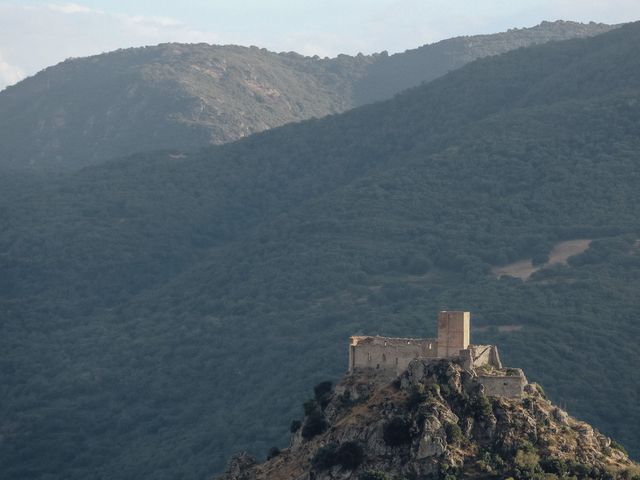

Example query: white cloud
[122,15,183,28]
[47,3,99,14]
[0,3,221,88]
[0,50,25,91]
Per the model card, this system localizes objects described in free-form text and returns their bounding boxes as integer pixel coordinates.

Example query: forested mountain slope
[352,19,615,105]
[2,22,640,480]
[0,21,613,171]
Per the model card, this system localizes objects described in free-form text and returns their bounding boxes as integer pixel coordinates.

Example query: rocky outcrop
[217,360,638,480]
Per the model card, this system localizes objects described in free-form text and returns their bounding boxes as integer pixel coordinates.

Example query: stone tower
[436,311,470,357]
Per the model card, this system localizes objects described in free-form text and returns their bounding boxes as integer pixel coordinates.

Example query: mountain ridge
[0,20,615,171]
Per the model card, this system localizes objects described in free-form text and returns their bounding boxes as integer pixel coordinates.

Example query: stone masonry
[348,311,526,398]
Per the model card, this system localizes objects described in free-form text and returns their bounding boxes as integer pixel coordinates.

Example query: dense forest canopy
[0,21,613,172]
[1,22,640,480]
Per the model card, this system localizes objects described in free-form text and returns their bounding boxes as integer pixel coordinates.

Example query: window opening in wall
[382,354,386,362]
[395,358,398,365]
[376,364,380,369]
[367,353,371,361]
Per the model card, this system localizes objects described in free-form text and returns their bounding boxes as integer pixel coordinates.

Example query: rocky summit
[218,360,638,480]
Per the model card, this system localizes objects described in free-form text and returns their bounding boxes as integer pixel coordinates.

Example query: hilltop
[219,360,638,480]
[0,20,614,171]
[2,22,640,480]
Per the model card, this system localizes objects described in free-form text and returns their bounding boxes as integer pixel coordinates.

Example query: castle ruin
[348,311,527,397]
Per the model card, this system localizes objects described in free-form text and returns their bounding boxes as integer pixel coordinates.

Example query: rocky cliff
[218,360,638,480]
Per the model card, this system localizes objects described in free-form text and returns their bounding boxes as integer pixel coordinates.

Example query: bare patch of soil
[492,239,592,280]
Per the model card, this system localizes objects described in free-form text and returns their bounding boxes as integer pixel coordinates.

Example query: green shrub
[303,399,319,416]
[516,440,536,455]
[531,253,550,266]
[339,390,354,407]
[439,464,461,480]
[472,395,493,419]
[335,441,364,469]
[314,381,334,409]
[540,458,568,476]
[360,470,390,480]
[311,441,364,471]
[406,256,432,275]
[290,420,302,433]
[515,449,540,470]
[568,462,593,478]
[445,422,463,445]
[314,381,333,401]
[407,384,428,409]
[301,411,328,440]
[383,417,412,446]
[311,443,338,470]
[477,450,505,473]
[611,440,628,456]
[266,447,281,460]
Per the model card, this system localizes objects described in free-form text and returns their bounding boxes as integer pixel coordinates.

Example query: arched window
[382,354,386,362]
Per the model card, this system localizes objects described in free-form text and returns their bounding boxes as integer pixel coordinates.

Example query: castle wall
[349,336,438,375]
[347,311,524,399]
[470,345,502,369]
[437,311,470,357]
[476,369,527,398]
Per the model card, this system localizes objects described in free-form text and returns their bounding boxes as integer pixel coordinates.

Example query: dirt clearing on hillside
[493,239,592,280]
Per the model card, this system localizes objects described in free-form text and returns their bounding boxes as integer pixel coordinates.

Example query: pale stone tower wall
[436,311,470,357]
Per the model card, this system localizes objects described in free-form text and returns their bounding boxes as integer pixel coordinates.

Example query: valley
[1,20,640,480]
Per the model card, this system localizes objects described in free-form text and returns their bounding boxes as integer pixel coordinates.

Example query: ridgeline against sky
[0,21,613,171]
[1,0,640,89]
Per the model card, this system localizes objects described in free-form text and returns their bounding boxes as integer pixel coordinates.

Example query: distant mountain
[353,20,617,105]
[2,21,640,480]
[0,20,615,171]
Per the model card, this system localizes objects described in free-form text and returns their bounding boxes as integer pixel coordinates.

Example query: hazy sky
[1,0,640,90]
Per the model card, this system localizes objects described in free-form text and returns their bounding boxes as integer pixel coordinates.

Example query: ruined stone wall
[476,369,528,398]
[349,336,438,375]
[470,345,502,369]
